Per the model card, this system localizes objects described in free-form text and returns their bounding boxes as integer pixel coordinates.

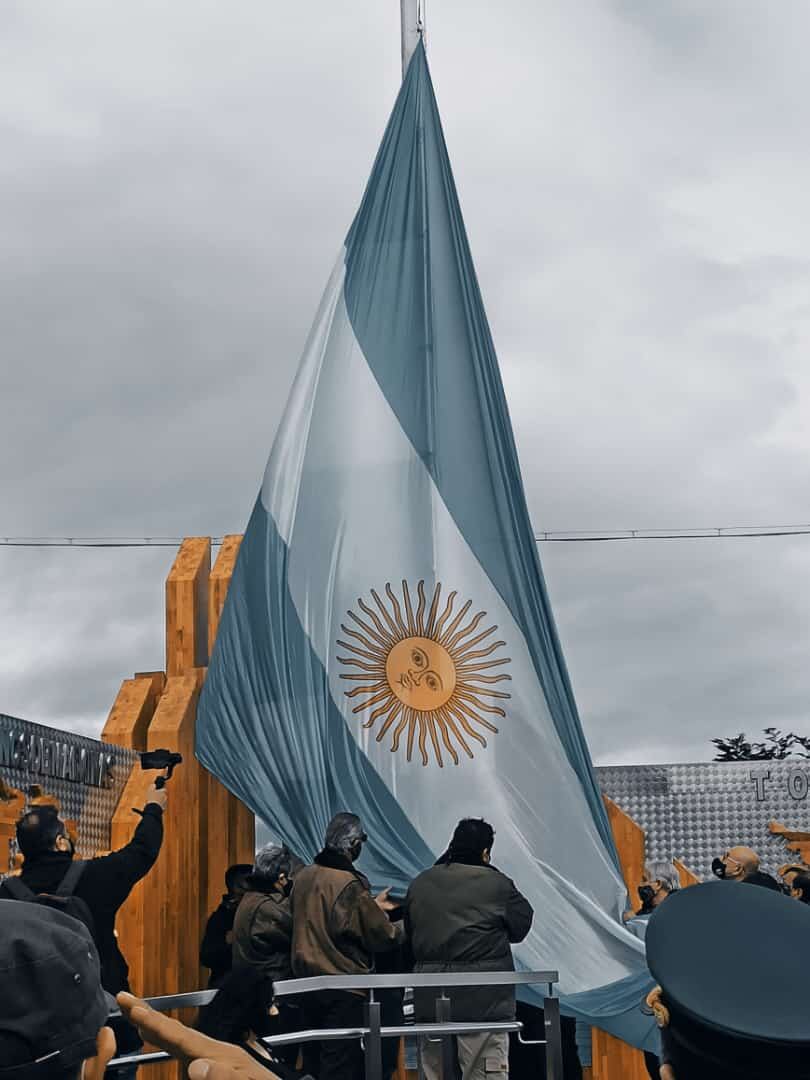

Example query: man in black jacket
[406,818,533,1080]
[0,780,167,1073]
[201,862,253,988]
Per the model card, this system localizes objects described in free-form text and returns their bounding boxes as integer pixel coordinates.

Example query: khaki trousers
[420,1031,509,1079]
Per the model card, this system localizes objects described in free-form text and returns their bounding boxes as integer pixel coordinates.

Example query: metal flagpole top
[401,0,425,79]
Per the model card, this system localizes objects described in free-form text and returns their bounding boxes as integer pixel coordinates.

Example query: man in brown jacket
[291,812,402,1080]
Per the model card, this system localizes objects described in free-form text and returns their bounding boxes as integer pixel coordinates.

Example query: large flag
[198,41,655,1047]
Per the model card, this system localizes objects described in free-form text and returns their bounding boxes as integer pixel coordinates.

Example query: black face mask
[711,857,726,879]
[638,884,656,907]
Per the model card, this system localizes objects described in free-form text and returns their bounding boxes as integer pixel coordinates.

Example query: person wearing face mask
[229,843,301,1066]
[0,783,167,1075]
[621,861,680,1080]
[626,860,681,942]
[290,812,402,1080]
[711,846,781,891]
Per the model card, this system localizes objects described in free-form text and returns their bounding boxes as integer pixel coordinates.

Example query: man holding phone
[0,768,169,1075]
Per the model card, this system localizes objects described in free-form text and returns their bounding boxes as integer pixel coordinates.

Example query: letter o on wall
[787,770,809,801]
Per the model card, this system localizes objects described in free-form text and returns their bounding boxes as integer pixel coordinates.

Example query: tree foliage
[712,727,810,761]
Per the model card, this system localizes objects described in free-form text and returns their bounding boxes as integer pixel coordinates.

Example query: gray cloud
[2,1,809,766]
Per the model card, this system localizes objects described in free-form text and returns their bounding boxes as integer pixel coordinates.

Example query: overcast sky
[2,0,809,766]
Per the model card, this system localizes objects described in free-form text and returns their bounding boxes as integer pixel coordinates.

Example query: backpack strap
[2,876,36,902]
[55,859,87,898]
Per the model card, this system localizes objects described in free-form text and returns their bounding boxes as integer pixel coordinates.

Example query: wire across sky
[1,525,809,549]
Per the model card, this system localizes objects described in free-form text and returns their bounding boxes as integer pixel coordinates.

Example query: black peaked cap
[646,882,810,1077]
[0,900,110,1077]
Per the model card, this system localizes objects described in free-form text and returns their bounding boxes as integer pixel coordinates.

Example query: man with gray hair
[232,843,295,983]
[627,860,680,1080]
[291,812,402,1080]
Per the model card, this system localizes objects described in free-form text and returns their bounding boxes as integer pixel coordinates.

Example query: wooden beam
[591,1029,649,1080]
[206,531,253,876]
[102,673,165,751]
[141,672,204,1080]
[166,538,211,677]
[591,797,649,1080]
[208,534,243,658]
[674,858,701,888]
[603,795,646,907]
[109,761,156,999]
[770,820,810,865]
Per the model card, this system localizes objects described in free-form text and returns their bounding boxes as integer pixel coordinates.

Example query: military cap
[646,882,810,1078]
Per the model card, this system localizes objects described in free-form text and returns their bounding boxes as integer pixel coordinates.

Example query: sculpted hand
[116,993,278,1079]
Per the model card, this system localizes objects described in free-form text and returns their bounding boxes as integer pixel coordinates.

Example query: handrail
[273,969,559,996]
[125,969,559,1013]
[108,1020,525,1065]
[107,969,564,1079]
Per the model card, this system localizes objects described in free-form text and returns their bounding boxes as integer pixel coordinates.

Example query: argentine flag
[198,41,654,1048]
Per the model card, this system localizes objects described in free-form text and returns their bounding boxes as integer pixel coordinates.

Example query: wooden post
[102,673,166,751]
[590,797,650,1080]
[208,534,242,658]
[674,858,701,888]
[103,672,167,994]
[603,796,646,908]
[166,538,211,677]
[103,535,256,1080]
[141,672,204,1080]
[209,536,255,872]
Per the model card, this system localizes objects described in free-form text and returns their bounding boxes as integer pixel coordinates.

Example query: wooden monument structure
[101,536,254,1080]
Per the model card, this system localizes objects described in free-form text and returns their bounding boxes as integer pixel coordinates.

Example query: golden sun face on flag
[336,581,512,767]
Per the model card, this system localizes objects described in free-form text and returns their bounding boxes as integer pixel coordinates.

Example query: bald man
[712,847,781,891]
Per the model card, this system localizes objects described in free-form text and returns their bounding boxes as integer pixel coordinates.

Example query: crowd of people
[1,775,809,1080]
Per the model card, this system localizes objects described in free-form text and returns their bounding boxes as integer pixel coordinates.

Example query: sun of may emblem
[336,580,512,767]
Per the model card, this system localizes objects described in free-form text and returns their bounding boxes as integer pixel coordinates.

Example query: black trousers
[301,990,366,1080]
[508,1002,582,1080]
[300,989,403,1080]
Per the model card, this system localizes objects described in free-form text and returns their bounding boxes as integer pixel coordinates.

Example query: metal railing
[108,969,562,1080]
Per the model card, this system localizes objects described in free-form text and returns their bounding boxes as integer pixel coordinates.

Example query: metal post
[366,993,383,1080]
[400,0,424,78]
[435,993,454,1080]
[543,997,563,1080]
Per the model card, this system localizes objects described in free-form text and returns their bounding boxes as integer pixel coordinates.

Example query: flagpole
[400,0,424,78]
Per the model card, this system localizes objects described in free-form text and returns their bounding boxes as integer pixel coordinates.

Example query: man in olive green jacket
[406,818,534,1080]
[291,812,402,1080]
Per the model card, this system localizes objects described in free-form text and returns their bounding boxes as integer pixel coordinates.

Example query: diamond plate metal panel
[0,713,137,872]
[596,760,810,877]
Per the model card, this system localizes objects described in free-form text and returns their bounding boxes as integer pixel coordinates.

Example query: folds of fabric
[198,41,655,1050]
